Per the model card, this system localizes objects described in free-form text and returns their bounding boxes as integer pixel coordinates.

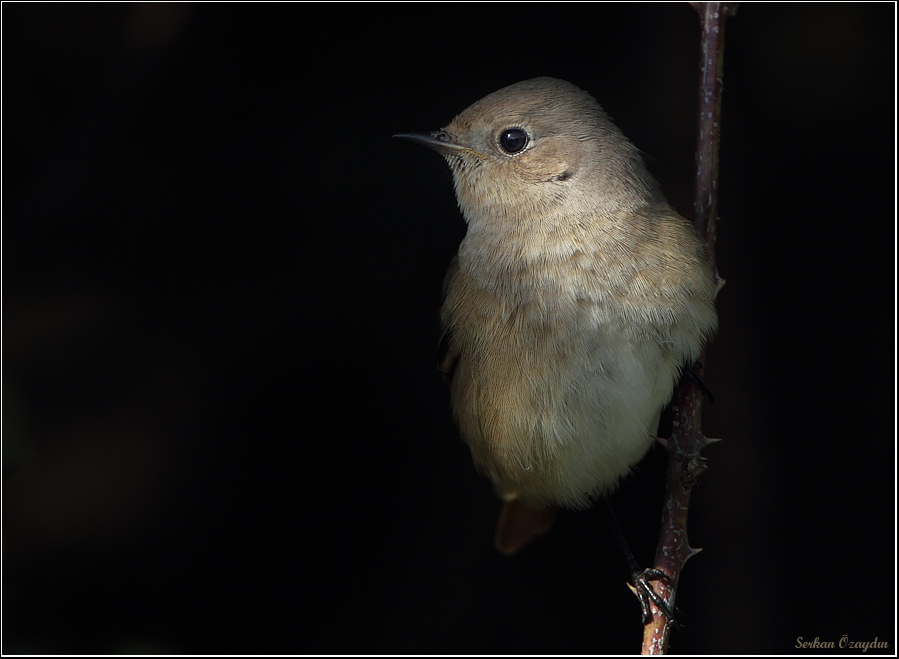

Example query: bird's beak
[393,131,472,157]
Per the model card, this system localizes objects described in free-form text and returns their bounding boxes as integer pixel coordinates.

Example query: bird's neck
[456,214,589,295]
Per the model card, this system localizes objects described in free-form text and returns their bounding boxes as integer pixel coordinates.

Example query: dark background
[3,3,895,655]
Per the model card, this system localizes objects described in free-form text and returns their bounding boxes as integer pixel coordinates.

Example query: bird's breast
[441,252,680,508]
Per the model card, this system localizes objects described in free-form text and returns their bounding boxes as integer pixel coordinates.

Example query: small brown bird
[396,77,717,555]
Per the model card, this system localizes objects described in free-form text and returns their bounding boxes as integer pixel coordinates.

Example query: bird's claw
[630,569,680,629]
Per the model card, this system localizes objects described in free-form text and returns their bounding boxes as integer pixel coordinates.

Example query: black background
[3,3,895,655]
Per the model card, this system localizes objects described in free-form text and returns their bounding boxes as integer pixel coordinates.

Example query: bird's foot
[630,568,680,629]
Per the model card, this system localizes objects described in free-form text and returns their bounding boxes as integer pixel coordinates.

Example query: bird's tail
[494,499,557,555]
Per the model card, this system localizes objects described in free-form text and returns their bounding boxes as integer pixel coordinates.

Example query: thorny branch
[639,3,737,655]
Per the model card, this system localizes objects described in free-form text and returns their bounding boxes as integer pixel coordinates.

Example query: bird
[395,77,718,556]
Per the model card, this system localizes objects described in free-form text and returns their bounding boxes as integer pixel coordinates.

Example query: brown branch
[640,3,737,654]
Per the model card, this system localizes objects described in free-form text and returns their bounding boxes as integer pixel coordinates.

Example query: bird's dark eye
[498,128,529,154]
